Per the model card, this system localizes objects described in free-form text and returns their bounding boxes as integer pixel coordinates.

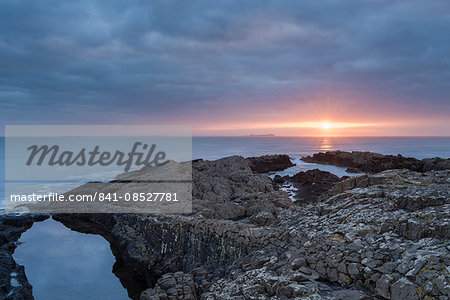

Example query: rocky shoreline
[246,154,295,173]
[274,169,344,203]
[0,214,48,300]
[2,151,449,299]
[302,151,450,173]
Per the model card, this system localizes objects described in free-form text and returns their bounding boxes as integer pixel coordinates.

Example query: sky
[0,0,449,136]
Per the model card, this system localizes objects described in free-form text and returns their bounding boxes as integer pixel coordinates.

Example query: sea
[1,136,450,208]
[2,136,450,300]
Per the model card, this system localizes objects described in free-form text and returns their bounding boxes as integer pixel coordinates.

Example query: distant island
[248,134,275,137]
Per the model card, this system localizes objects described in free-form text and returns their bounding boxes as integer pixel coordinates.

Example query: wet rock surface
[285,169,343,203]
[302,150,450,173]
[246,154,295,173]
[4,152,449,299]
[0,214,48,300]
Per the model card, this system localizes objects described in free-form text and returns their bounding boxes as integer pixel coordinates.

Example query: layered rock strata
[53,157,449,300]
[5,153,449,300]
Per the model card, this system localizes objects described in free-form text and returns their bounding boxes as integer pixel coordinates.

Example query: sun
[320,122,333,130]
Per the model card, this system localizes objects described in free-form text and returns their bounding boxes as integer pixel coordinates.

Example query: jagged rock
[250,211,276,226]
[2,152,448,300]
[302,150,450,173]
[390,277,419,300]
[375,274,393,299]
[246,154,295,173]
[346,167,363,173]
[51,156,449,300]
[273,175,284,183]
[291,257,307,270]
[287,169,341,202]
[324,289,372,300]
[422,157,450,171]
[193,156,293,219]
[347,263,359,276]
[0,214,49,300]
[141,272,197,300]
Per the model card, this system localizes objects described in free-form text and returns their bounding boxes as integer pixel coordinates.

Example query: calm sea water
[13,219,129,300]
[2,136,450,300]
[192,136,450,160]
[193,136,450,178]
[1,136,450,205]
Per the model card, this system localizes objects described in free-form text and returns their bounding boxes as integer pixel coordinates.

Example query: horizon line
[0,135,449,138]
[192,135,450,138]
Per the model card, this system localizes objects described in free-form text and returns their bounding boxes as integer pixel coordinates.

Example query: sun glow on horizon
[192,116,450,136]
[268,121,376,129]
[320,122,333,130]
[194,120,391,136]
[199,121,379,132]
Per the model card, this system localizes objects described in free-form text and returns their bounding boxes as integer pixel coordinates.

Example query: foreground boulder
[302,150,450,173]
[287,169,342,202]
[192,156,293,220]
[246,154,295,173]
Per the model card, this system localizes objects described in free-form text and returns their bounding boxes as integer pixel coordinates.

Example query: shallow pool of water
[13,218,130,300]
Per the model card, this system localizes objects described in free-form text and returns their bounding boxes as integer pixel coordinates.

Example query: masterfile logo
[26,142,168,172]
[5,125,192,214]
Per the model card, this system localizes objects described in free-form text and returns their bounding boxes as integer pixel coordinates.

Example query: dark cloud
[0,0,449,127]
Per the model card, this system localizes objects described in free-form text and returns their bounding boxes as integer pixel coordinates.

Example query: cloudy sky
[0,0,449,136]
